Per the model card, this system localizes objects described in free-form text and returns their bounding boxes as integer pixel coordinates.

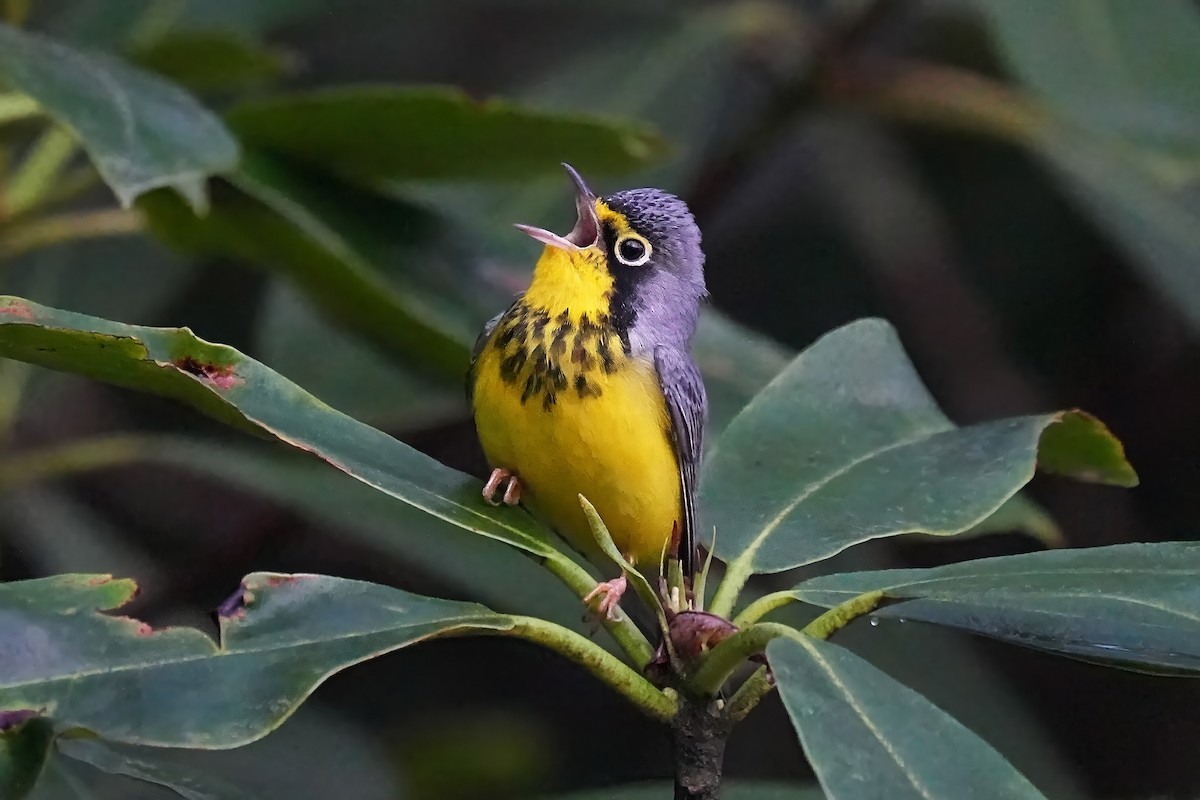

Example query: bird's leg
[482,468,523,507]
[584,573,628,621]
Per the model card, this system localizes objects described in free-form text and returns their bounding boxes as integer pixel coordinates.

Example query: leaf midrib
[0,612,509,691]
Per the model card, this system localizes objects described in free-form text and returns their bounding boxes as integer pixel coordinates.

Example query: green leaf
[0,23,238,211]
[970,0,1200,156]
[789,542,1200,675]
[139,153,471,380]
[702,318,1136,575]
[151,439,580,627]
[224,86,668,185]
[769,635,1046,800]
[58,739,258,800]
[949,494,1062,548]
[1,714,54,800]
[0,573,512,747]
[0,295,561,561]
[961,0,1200,328]
[129,31,292,94]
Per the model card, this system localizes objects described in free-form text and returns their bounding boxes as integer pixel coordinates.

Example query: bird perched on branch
[468,164,707,617]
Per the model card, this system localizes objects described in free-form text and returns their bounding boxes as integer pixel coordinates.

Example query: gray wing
[465,309,506,402]
[654,345,707,577]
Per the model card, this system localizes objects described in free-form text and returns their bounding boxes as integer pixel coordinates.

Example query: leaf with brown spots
[0,295,564,561]
[0,573,511,748]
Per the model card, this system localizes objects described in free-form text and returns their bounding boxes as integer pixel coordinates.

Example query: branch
[502,616,677,723]
[0,208,144,262]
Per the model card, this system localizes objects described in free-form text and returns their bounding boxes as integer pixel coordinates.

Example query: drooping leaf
[958,0,1200,327]
[139,153,471,380]
[58,739,258,800]
[224,86,668,185]
[0,295,562,562]
[701,318,1136,574]
[0,573,512,747]
[0,24,238,211]
[149,438,580,627]
[789,542,1200,675]
[0,714,55,800]
[769,635,1046,800]
[129,31,293,93]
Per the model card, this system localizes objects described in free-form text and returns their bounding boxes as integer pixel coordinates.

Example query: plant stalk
[0,433,163,490]
[0,208,144,262]
[672,692,731,800]
[689,622,794,696]
[539,554,655,669]
[705,556,750,621]
[503,616,676,723]
[0,93,39,126]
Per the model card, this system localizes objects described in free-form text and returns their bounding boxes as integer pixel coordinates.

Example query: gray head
[514,164,707,354]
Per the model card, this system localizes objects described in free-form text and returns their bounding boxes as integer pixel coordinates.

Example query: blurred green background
[2,1,1199,798]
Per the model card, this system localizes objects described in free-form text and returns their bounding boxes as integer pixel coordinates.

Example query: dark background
[2,1,1199,798]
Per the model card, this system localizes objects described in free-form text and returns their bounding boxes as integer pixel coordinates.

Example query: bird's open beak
[514,163,600,251]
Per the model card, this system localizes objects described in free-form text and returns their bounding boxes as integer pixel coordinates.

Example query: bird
[468,164,707,618]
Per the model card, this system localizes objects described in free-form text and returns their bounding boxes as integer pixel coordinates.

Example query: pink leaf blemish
[0,302,34,320]
[173,356,244,390]
[136,622,154,636]
[265,575,301,587]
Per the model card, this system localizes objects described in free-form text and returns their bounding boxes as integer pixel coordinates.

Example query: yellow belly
[472,348,681,571]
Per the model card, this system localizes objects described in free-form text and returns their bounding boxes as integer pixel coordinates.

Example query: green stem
[698,590,887,709]
[731,590,800,628]
[801,590,884,640]
[689,622,794,696]
[3,0,31,26]
[503,615,677,722]
[4,126,78,218]
[540,554,655,669]
[0,433,162,490]
[0,93,39,126]
[0,208,144,262]
[706,556,751,621]
[726,666,773,723]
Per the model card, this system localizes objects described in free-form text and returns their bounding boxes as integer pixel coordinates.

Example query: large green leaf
[970,0,1200,156]
[151,439,580,627]
[0,573,511,747]
[789,543,1200,675]
[702,318,1136,575]
[0,24,238,211]
[961,0,1200,327]
[129,31,292,94]
[57,740,257,800]
[0,295,561,562]
[0,715,54,800]
[139,153,470,380]
[224,86,667,185]
[769,635,1046,800]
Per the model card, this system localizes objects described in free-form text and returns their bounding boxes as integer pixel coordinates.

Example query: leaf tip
[1039,410,1139,487]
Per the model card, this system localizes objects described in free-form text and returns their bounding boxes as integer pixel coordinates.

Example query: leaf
[0,714,55,800]
[0,23,238,211]
[129,31,293,93]
[768,635,1046,800]
[701,318,1136,574]
[0,295,562,562]
[0,573,512,747]
[949,494,1062,548]
[788,542,1200,675]
[224,86,668,185]
[969,0,1200,156]
[58,739,258,800]
[151,439,580,627]
[959,0,1200,327]
[139,153,471,380]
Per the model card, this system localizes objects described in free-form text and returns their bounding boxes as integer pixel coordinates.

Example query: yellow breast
[470,249,682,570]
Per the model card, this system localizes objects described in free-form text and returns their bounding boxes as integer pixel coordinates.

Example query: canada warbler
[468,164,707,616]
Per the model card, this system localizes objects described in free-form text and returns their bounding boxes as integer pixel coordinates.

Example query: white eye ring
[615,235,652,266]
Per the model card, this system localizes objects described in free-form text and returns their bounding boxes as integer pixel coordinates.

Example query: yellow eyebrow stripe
[594,199,634,238]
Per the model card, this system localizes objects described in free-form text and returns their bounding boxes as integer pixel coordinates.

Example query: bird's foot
[482,468,522,506]
[584,574,628,621]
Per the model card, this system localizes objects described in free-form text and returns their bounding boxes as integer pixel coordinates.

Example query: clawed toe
[483,468,523,507]
[584,575,628,621]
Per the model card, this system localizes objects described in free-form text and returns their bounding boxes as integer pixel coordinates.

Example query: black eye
[616,236,650,266]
